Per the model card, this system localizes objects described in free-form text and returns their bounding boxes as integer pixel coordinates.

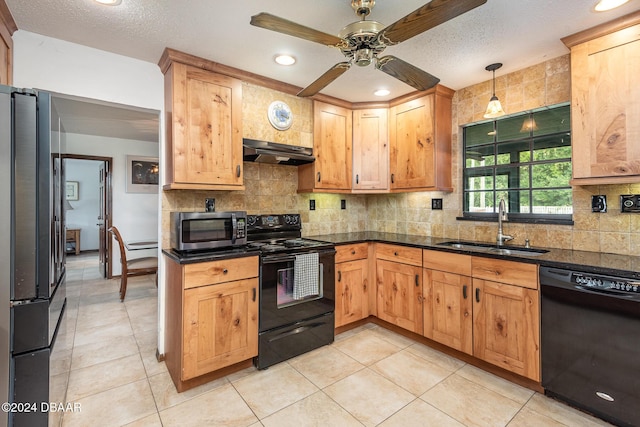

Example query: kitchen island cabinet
[298,101,352,192]
[164,254,259,391]
[563,11,640,185]
[335,243,370,327]
[389,86,454,192]
[375,244,423,334]
[160,49,244,190]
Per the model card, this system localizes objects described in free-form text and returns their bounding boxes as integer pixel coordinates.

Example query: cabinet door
[335,259,369,327]
[182,278,258,380]
[171,63,243,187]
[389,95,435,189]
[473,278,540,381]
[353,108,388,191]
[423,269,472,355]
[570,25,640,180]
[376,259,423,334]
[299,101,352,191]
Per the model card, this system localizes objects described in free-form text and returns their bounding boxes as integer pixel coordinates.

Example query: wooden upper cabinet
[563,12,640,185]
[352,108,389,191]
[163,60,243,190]
[0,1,17,86]
[389,86,453,192]
[298,101,352,192]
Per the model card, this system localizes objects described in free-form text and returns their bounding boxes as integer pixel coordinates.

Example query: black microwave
[170,211,247,252]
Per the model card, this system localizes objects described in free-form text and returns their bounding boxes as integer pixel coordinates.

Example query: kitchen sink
[436,241,549,257]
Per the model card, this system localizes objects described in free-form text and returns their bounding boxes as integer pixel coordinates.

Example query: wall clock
[267,101,293,131]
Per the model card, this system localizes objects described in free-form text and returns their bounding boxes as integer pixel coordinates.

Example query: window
[462,104,572,224]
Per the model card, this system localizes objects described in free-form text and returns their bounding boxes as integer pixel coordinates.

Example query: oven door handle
[261,254,297,264]
[267,322,325,343]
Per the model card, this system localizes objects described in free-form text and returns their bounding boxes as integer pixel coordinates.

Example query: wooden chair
[108,226,158,301]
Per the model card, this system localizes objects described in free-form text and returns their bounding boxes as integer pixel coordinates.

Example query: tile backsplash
[162,55,639,255]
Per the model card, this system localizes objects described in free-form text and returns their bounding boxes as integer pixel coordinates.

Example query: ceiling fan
[250,0,487,97]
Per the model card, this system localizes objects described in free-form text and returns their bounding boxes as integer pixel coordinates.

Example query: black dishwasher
[540,266,640,427]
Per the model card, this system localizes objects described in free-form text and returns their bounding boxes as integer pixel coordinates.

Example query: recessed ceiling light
[594,0,629,11]
[374,89,390,96]
[94,0,122,4]
[274,54,296,66]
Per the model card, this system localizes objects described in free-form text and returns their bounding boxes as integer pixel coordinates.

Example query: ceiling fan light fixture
[594,0,629,11]
[274,54,296,66]
[94,0,122,5]
[483,62,505,119]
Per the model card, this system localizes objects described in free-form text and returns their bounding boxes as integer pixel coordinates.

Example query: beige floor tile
[524,393,613,427]
[130,313,158,336]
[405,342,466,372]
[456,364,534,405]
[334,322,376,342]
[371,349,453,396]
[73,320,134,347]
[261,391,362,427]
[76,300,127,319]
[134,329,158,352]
[159,383,258,427]
[66,353,147,401]
[71,335,140,370]
[232,363,319,419]
[62,379,156,427]
[333,329,402,365]
[421,374,522,427]
[507,407,567,427]
[122,413,163,427]
[74,306,130,332]
[378,399,465,427]
[140,346,168,378]
[324,368,415,427]
[148,370,228,411]
[368,325,417,349]
[288,345,364,388]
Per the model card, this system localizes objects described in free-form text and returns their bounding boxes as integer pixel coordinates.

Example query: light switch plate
[621,194,640,213]
[309,199,316,211]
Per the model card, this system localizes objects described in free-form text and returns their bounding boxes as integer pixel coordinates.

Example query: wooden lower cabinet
[473,278,540,381]
[335,259,369,327]
[165,255,259,391]
[376,259,423,334]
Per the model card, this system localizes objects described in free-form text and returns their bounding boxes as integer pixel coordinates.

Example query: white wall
[12,30,167,353]
[65,159,102,251]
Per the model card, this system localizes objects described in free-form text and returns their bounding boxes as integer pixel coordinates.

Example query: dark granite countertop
[307,232,640,280]
[162,247,261,264]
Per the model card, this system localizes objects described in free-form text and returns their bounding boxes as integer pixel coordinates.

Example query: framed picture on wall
[65,181,79,200]
[126,156,159,194]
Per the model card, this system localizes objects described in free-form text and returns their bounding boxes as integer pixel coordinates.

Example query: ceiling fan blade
[297,62,351,97]
[376,56,440,91]
[250,13,346,48]
[377,0,487,45]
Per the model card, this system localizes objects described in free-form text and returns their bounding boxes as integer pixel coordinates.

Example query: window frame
[459,103,573,225]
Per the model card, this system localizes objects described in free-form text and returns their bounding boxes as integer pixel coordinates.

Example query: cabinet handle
[394,251,399,256]
[351,250,356,255]
[252,287,256,302]
[415,274,420,287]
[338,271,342,282]
[463,285,468,299]
[356,174,359,184]
[391,173,395,184]
[475,288,480,303]
[317,172,321,182]
[236,165,241,177]
[223,268,228,274]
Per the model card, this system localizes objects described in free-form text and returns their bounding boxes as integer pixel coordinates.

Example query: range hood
[243,138,315,165]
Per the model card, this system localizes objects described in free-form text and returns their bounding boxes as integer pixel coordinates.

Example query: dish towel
[293,252,320,300]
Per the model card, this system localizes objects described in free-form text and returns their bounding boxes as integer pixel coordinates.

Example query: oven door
[259,248,335,333]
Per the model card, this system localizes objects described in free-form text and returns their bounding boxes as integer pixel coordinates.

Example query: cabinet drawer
[336,243,368,263]
[184,256,259,289]
[375,243,422,267]
[471,257,538,289]
[423,250,471,276]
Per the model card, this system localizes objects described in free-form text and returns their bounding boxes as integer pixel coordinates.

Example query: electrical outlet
[310,199,316,211]
[341,199,346,210]
[592,195,607,213]
[432,198,443,210]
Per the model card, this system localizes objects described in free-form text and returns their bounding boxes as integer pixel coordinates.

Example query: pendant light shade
[483,63,505,119]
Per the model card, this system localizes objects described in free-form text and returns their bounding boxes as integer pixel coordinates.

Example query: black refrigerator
[0,85,68,426]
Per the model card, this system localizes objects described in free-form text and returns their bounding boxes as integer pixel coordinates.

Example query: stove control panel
[572,273,640,293]
[246,214,301,230]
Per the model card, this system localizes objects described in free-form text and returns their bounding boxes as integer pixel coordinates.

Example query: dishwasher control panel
[572,273,640,293]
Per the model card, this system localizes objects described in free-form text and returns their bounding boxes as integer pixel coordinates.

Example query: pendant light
[483,63,506,119]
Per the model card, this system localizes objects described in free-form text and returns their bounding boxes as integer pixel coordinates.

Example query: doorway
[63,155,113,278]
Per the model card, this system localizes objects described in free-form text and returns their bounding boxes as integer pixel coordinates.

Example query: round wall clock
[267,101,293,131]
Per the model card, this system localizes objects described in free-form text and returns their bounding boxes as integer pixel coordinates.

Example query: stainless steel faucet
[497,198,514,245]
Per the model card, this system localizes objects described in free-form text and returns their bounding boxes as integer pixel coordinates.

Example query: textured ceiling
[6,0,638,103]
